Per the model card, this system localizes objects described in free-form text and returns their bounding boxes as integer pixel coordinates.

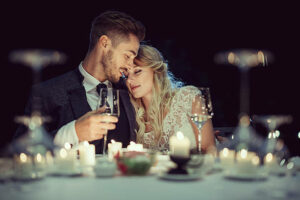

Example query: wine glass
[252,115,292,161]
[189,87,214,152]
[97,88,120,155]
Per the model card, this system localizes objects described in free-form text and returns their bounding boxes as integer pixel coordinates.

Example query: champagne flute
[189,87,214,152]
[97,88,120,155]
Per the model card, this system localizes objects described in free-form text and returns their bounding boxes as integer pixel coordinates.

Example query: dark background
[1,1,299,155]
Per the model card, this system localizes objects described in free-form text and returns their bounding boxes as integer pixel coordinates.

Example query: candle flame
[265,153,273,163]
[130,141,135,145]
[252,156,260,166]
[60,148,68,158]
[36,153,42,162]
[20,153,27,162]
[82,141,89,147]
[176,131,184,140]
[222,148,229,157]
[240,149,248,159]
[64,142,71,150]
[111,139,116,143]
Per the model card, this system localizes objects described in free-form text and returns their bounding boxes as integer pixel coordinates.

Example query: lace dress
[143,86,200,150]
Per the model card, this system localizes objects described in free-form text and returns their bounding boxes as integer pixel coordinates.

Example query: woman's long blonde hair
[129,45,183,148]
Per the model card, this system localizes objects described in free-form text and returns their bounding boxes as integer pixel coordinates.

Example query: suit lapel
[67,68,92,119]
[68,87,92,119]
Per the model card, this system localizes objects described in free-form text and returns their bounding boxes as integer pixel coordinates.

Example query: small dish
[224,170,268,181]
[158,173,202,181]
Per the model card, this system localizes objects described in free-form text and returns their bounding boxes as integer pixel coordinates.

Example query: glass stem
[103,135,107,155]
[197,125,203,153]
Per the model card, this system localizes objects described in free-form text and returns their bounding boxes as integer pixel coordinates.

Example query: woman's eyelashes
[134,69,142,74]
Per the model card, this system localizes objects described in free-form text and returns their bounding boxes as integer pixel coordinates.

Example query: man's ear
[98,35,112,49]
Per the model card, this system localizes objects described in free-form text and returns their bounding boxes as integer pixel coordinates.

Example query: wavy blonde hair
[129,45,183,148]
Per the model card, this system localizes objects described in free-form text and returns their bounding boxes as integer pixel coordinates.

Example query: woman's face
[126,59,154,99]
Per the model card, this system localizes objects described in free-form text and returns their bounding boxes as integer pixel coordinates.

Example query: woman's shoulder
[175,85,200,96]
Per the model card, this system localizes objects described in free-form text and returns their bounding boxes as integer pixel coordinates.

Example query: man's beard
[102,50,119,83]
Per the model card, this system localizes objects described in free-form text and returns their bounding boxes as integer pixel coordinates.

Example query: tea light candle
[108,140,122,160]
[79,141,95,166]
[127,141,143,152]
[219,148,235,168]
[34,153,47,170]
[55,144,76,171]
[264,153,278,169]
[14,153,33,178]
[169,131,191,158]
[236,149,259,174]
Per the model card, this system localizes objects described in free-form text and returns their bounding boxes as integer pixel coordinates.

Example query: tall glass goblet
[97,88,120,155]
[252,115,292,159]
[189,87,214,153]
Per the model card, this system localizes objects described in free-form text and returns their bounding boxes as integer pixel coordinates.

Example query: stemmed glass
[9,49,66,180]
[97,88,120,155]
[252,115,292,155]
[189,87,214,152]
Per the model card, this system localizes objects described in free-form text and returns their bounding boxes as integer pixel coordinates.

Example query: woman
[126,45,216,154]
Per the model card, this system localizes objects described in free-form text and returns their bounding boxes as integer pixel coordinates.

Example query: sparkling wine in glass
[97,88,120,155]
[190,87,214,152]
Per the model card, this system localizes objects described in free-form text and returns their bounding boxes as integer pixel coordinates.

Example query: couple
[15,10,215,154]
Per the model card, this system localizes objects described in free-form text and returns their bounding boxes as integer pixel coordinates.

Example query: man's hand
[75,107,118,142]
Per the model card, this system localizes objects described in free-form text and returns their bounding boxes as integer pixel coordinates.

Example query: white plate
[224,171,268,181]
[158,173,202,181]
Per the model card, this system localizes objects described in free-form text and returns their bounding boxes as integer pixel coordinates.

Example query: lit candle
[169,131,191,158]
[127,141,143,152]
[55,143,77,172]
[79,141,95,166]
[264,153,278,171]
[34,153,47,171]
[14,153,33,178]
[108,140,122,160]
[236,149,259,174]
[219,148,235,169]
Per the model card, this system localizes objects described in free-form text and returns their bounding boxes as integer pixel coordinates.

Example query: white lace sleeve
[162,86,200,150]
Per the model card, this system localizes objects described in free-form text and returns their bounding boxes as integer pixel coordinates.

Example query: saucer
[224,170,268,181]
[158,173,202,181]
[49,167,82,177]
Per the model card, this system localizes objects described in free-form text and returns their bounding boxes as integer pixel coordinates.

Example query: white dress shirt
[53,62,111,147]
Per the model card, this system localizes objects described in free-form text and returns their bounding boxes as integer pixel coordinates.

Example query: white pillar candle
[14,153,34,178]
[108,140,122,160]
[127,141,143,152]
[236,149,258,174]
[79,141,95,166]
[169,131,191,158]
[55,146,76,172]
[219,148,235,169]
[264,153,279,170]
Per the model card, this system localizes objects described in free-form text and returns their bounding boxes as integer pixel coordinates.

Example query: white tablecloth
[1,171,299,200]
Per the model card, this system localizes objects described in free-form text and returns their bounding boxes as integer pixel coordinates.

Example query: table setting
[1,48,300,200]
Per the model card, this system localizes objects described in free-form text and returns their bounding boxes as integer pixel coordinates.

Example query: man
[15,10,146,153]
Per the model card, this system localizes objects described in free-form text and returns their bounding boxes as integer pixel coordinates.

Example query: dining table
[1,158,299,200]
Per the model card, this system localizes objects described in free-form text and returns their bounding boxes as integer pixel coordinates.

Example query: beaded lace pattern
[143,86,199,150]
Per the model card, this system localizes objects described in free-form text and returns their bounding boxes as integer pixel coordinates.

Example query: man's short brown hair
[88,10,146,51]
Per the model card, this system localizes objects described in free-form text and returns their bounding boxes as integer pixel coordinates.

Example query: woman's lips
[131,85,140,91]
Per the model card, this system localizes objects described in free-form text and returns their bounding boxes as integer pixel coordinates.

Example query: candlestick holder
[168,156,191,175]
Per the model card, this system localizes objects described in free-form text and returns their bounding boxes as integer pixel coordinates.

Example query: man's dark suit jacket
[15,68,137,153]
